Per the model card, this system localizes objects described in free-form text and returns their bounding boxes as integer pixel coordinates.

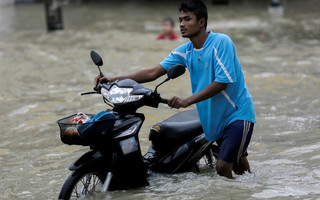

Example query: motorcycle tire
[58,169,105,200]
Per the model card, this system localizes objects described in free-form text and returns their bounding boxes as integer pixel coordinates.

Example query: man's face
[162,21,174,35]
[179,11,202,38]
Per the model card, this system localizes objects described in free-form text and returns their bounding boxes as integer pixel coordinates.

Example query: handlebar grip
[160,98,169,104]
[94,83,103,92]
[93,86,99,92]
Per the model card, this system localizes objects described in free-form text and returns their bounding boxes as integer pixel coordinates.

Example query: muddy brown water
[0,0,319,199]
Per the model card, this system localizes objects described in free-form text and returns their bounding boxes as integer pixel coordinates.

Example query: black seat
[149,109,203,151]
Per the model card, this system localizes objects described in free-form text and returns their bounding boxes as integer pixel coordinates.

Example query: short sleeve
[213,35,237,83]
[160,43,188,71]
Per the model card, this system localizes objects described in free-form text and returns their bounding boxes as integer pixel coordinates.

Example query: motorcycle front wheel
[58,169,105,200]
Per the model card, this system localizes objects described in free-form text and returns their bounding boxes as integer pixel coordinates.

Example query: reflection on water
[0,0,319,199]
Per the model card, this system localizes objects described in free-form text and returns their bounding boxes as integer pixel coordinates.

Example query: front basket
[57,113,116,145]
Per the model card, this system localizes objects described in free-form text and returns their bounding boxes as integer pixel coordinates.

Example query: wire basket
[57,113,116,145]
[57,114,93,145]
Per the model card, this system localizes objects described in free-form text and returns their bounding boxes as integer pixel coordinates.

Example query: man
[95,0,255,179]
[157,18,179,40]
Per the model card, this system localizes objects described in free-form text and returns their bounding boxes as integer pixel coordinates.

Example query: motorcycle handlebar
[160,98,169,104]
[81,91,99,96]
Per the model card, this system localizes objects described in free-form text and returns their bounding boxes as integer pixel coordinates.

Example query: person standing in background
[157,18,179,40]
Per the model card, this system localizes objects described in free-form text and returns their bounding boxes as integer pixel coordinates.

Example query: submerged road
[0,0,319,199]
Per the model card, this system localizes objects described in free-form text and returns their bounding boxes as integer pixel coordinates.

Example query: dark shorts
[217,120,254,164]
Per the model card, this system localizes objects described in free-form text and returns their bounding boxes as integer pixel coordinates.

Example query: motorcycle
[57,51,219,200]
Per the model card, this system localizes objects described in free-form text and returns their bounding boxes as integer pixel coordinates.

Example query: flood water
[0,0,320,199]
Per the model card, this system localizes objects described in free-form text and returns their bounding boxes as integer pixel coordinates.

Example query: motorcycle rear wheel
[202,144,219,167]
[58,169,105,200]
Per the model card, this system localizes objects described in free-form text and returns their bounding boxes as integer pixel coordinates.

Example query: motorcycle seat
[149,109,203,151]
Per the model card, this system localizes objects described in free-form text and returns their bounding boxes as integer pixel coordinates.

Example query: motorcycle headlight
[101,86,143,104]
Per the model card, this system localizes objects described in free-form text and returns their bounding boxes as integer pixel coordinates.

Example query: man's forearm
[110,69,156,83]
[110,65,166,83]
[186,81,227,105]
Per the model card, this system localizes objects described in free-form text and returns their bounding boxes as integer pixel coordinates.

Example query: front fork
[102,153,118,192]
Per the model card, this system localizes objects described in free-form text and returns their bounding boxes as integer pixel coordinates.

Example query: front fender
[69,149,106,171]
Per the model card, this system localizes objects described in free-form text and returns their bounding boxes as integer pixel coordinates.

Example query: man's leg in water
[216,120,254,178]
[233,156,251,175]
[216,156,251,178]
[216,159,233,178]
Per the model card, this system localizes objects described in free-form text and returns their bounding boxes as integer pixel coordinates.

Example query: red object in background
[157,32,179,40]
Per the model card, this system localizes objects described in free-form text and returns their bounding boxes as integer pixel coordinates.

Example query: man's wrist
[185,97,193,107]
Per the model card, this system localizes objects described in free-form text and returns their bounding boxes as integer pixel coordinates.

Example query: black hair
[179,0,208,29]
[163,18,175,27]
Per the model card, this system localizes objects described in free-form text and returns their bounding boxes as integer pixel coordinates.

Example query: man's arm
[168,81,227,109]
[95,64,167,86]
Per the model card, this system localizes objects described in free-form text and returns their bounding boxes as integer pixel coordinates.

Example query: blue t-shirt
[160,31,256,141]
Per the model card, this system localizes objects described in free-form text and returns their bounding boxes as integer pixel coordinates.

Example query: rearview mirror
[90,50,104,77]
[154,65,186,93]
[90,50,103,66]
[167,65,186,79]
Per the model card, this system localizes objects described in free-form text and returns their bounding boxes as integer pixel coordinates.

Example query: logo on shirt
[204,62,210,71]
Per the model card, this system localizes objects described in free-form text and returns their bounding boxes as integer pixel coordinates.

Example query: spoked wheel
[58,170,105,200]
